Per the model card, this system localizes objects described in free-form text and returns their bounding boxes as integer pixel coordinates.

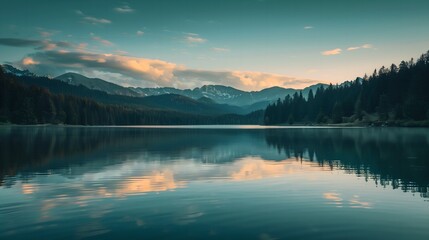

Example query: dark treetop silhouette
[264,50,429,126]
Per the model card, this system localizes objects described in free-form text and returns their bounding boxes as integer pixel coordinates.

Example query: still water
[1,126,429,239]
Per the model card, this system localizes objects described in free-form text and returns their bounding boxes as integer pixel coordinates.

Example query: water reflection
[1,126,428,198]
[265,128,429,198]
[117,170,184,195]
[1,126,429,239]
[323,192,372,209]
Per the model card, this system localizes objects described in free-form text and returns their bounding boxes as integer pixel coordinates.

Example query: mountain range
[2,64,327,115]
[55,71,326,107]
[2,49,428,126]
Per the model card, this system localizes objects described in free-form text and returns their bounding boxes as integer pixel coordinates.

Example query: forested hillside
[264,50,429,126]
[0,68,263,125]
[3,50,429,126]
[3,71,245,116]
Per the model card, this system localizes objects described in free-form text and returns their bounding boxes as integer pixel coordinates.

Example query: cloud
[76,10,111,24]
[39,31,54,38]
[322,48,342,56]
[136,30,144,36]
[84,16,111,24]
[115,5,135,13]
[184,33,207,44]
[321,44,373,56]
[22,57,39,65]
[185,36,207,43]
[304,26,313,30]
[17,51,177,86]
[36,27,60,38]
[347,47,360,51]
[0,38,43,47]
[172,69,234,89]
[76,43,88,52]
[91,35,114,47]
[212,47,230,52]
[43,42,57,51]
[347,44,373,51]
[169,69,317,90]
[230,71,317,90]
[15,50,320,90]
[306,69,319,74]
[115,50,129,55]
[0,38,73,50]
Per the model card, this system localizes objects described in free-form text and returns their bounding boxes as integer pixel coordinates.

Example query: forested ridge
[2,50,429,126]
[264,50,429,126]
[0,68,263,125]
[5,70,243,116]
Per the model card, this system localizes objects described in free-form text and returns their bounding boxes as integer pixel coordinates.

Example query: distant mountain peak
[56,72,102,81]
[55,72,139,97]
[51,71,327,109]
[1,64,35,77]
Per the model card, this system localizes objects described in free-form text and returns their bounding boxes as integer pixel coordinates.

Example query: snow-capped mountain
[131,84,326,106]
[2,64,36,77]
[1,65,327,111]
[51,70,328,107]
[55,72,140,97]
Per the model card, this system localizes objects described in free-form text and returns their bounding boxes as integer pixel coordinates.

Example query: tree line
[265,128,429,198]
[264,50,429,125]
[0,69,263,125]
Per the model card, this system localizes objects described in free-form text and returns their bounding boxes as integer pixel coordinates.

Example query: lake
[1,126,429,239]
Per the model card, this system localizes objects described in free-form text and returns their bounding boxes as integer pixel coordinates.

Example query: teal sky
[1,0,429,90]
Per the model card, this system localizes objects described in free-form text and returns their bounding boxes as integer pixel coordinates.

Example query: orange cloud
[231,71,318,90]
[22,57,39,65]
[322,48,342,56]
[120,56,177,82]
[42,42,57,50]
[19,50,320,90]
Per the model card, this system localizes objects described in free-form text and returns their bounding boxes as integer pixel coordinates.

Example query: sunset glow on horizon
[1,0,429,90]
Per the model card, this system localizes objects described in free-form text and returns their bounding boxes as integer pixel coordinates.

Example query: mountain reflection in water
[1,126,428,198]
[1,126,429,240]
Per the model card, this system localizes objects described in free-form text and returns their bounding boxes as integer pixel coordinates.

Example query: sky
[0,0,429,91]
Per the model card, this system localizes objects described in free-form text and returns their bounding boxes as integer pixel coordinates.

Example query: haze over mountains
[55,72,140,97]
[55,71,326,107]
[2,48,429,126]
[4,64,326,115]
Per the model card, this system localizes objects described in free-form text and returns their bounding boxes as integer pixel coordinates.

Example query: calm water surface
[1,126,429,239]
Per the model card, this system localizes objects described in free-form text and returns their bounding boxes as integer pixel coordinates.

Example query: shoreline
[1,121,429,128]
